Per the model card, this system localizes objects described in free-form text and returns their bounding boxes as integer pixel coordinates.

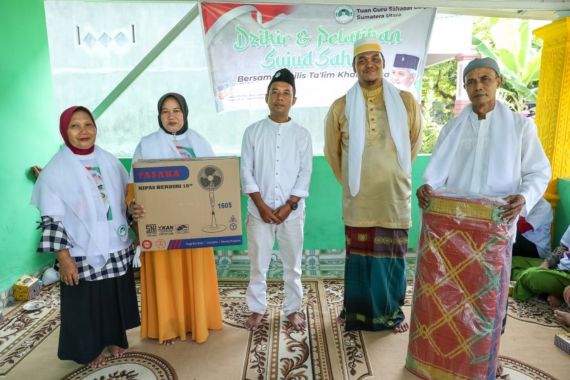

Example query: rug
[61,351,177,380]
[499,355,557,380]
[508,297,570,327]
[0,283,60,376]
[220,279,373,380]
[1,279,566,379]
[218,278,415,380]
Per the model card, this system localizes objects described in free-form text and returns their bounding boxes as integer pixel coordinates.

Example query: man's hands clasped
[257,201,293,225]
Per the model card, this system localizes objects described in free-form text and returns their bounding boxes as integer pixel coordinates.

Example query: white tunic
[240,117,312,220]
[424,101,551,214]
[558,225,570,270]
[521,197,553,258]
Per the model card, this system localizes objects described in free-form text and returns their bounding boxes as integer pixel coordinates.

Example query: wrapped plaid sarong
[342,226,408,331]
[406,195,514,380]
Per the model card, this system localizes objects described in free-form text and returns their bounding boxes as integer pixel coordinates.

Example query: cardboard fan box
[133,157,242,251]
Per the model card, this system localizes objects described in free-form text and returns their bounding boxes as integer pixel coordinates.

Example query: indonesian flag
[201,2,293,42]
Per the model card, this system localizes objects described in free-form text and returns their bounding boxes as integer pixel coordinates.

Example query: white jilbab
[31,146,132,270]
[132,128,214,162]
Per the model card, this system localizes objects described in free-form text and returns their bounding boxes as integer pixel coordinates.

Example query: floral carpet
[0,278,566,379]
[61,351,177,380]
[221,279,374,380]
[0,283,60,376]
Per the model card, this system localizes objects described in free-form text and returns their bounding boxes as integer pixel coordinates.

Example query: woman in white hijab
[129,93,223,345]
[31,106,140,368]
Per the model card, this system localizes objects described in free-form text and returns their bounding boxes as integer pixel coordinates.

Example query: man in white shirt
[416,57,551,378]
[240,68,313,331]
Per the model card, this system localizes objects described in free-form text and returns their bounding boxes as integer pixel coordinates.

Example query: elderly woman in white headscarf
[31,106,140,368]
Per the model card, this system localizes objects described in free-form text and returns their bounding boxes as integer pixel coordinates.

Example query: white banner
[201,3,436,112]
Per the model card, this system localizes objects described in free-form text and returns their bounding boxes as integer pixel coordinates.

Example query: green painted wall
[302,155,431,251]
[1,0,567,294]
[0,0,59,291]
[554,178,570,246]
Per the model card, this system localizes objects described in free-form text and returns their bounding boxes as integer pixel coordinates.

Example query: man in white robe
[417,57,550,218]
[416,57,551,377]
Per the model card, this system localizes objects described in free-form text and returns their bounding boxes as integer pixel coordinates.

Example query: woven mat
[219,278,413,380]
[508,296,570,327]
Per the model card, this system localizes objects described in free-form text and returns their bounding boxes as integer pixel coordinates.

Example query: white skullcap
[354,37,382,57]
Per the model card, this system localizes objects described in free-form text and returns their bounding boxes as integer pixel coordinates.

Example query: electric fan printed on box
[198,165,227,233]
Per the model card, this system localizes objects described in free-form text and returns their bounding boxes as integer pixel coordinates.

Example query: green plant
[472,18,542,112]
[420,59,457,153]
[419,18,543,152]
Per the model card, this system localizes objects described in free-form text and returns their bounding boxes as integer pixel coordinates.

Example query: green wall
[1,0,567,294]
[554,178,570,246]
[0,0,431,293]
[305,154,431,251]
[0,1,60,292]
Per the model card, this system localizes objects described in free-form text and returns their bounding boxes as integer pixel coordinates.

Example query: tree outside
[420,59,456,153]
[472,17,542,113]
[419,17,544,153]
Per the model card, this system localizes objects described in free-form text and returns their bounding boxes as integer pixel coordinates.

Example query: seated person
[513,224,570,307]
[511,197,552,280]
[513,197,552,258]
[554,285,570,326]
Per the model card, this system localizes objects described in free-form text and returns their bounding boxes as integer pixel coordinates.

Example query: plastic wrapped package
[406,194,515,380]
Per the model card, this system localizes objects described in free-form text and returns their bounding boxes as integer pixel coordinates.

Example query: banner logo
[335,6,354,24]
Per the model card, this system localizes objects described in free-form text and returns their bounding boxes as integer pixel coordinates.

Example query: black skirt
[58,267,140,364]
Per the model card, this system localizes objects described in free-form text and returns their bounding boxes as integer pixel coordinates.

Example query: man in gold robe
[324,37,423,332]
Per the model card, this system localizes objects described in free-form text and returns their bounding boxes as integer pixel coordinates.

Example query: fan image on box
[198,165,227,233]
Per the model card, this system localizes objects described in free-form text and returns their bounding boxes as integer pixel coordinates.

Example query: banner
[201,3,436,112]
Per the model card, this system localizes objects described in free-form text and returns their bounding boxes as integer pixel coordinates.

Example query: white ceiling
[53,1,570,20]
[198,0,570,20]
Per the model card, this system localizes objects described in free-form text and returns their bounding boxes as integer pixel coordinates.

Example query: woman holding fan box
[129,92,223,345]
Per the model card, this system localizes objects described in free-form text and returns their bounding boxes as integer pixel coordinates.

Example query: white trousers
[245,213,304,316]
